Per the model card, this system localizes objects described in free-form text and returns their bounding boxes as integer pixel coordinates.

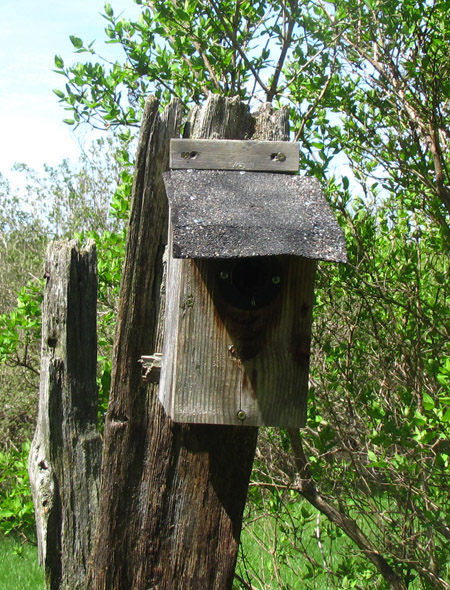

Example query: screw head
[220,271,229,280]
[237,410,247,422]
[272,275,281,285]
[181,150,198,160]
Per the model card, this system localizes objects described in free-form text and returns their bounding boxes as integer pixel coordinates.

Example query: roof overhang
[162,170,347,262]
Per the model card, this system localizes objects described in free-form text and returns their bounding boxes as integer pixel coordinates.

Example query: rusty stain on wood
[159,255,316,427]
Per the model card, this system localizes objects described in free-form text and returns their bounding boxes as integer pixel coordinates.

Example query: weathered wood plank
[170,138,299,171]
[28,239,101,590]
[160,255,316,426]
[87,97,184,590]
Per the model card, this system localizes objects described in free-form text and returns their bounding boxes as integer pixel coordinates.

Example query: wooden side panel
[160,253,316,427]
[170,138,299,172]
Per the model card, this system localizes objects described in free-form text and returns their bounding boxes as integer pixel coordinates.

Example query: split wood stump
[28,240,101,590]
[28,95,346,590]
[87,95,292,590]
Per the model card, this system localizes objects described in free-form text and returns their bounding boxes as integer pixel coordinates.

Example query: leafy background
[1,0,449,588]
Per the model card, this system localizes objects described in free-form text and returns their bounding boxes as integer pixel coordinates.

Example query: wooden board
[28,240,101,588]
[159,246,316,427]
[170,138,299,172]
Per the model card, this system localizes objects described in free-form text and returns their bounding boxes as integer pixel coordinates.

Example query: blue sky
[0,0,139,180]
[1,0,353,191]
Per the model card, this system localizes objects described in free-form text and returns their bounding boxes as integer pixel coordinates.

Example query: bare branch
[266,3,296,102]
[287,428,408,590]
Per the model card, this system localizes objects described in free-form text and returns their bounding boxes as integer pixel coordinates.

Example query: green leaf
[413,411,427,426]
[422,393,435,411]
[104,2,114,17]
[367,450,377,462]
[54,55,64,68]
[70,35,83,49]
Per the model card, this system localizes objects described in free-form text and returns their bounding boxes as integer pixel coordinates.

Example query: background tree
[53,0,450,587]
[1,0,448,587]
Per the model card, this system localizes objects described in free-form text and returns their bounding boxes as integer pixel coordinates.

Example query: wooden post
[87,95,290,589]
[28,240,101,590]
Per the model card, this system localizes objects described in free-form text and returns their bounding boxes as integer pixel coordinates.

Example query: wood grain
[88,96,291,590]
[160,255,315,426]
[28,240,101,590]
[170,138,299,172]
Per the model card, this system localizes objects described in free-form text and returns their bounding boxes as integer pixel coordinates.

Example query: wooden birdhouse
[153,139,346,428]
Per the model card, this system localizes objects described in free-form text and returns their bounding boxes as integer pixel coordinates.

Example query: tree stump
[28,240,101,590]
[88,95,290,590]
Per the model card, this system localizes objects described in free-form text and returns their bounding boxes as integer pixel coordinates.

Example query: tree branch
[266,3,295,102]
[294,53,337,142]
[428,123,450,215]
[287,428,408,590]
[207,0,270,96]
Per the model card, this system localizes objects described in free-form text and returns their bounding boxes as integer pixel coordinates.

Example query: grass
[0,534,44,590]
[234,494,385,590]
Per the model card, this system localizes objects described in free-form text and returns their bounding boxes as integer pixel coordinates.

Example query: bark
[88,95,290,589]
[28,240,101,590]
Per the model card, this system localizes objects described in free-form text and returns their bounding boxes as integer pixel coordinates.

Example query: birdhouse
[154,139,346,428]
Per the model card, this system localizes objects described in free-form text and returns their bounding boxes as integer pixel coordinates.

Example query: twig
[234,572,261,590]
[295,52,337,142]
[287,428,408,590]
[208,0,270,96]
[267,3,296,102]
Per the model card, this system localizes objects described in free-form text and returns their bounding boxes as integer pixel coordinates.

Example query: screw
[237,410,247,422]
[271,152,287,162]
[272,275,281,285]
[220,271,229,280]
[180,151,198,160]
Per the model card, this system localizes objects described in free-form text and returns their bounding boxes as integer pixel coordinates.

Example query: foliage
[53,0,339,156]
[49,1,450,588]
[237,485,391,590]
[237,182,450,588]
[308,185,450,589]
[0,281,43,371]
[318,0,450,228]
[54,0,450,229]
[0,133,131,448]
[0,174,48,315]
[0,283,43,448]
[11,134,131,239]
[1,0,450,587]
[0,442,35,536]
